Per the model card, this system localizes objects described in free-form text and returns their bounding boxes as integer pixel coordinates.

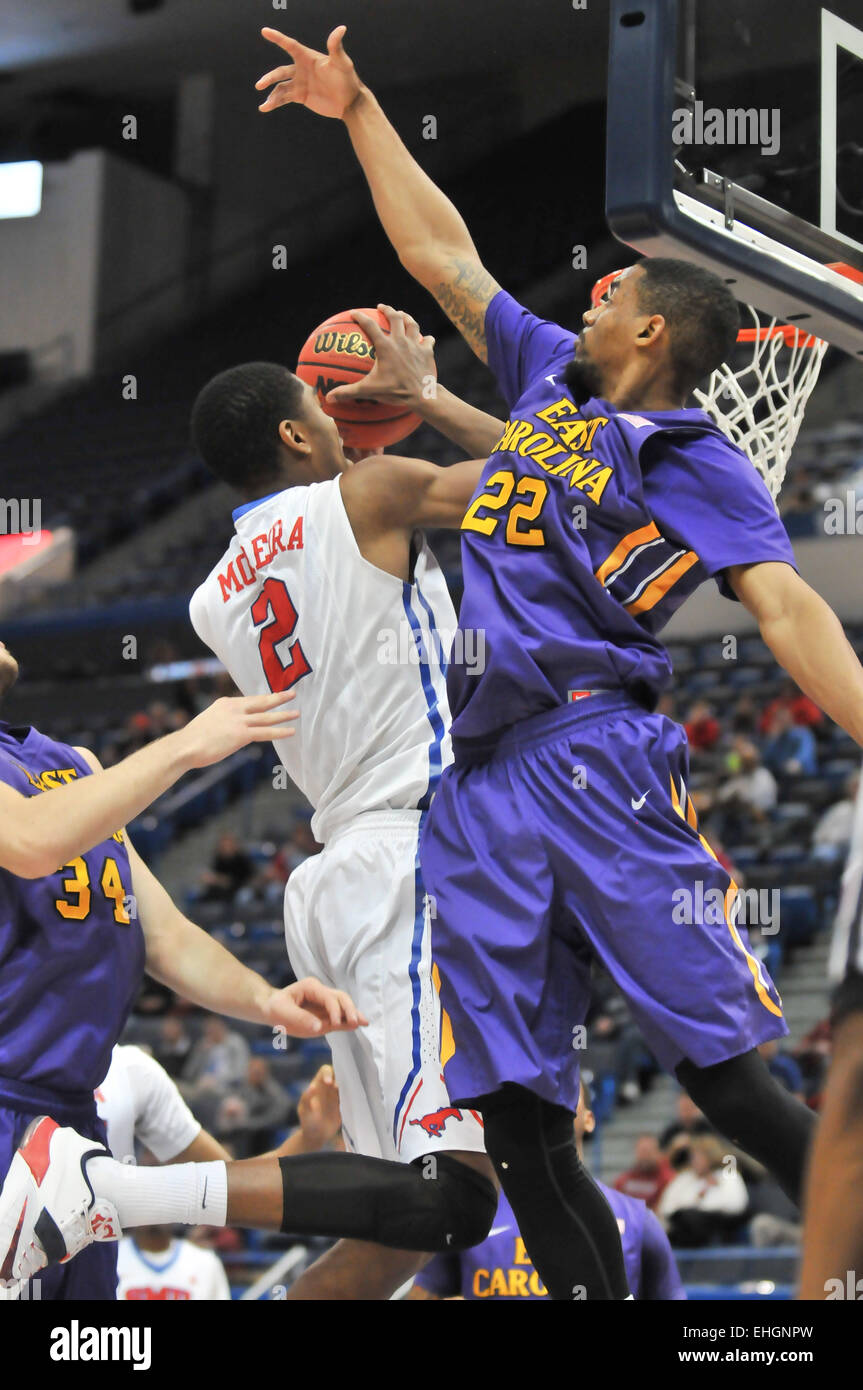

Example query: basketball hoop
[589,263,863,502]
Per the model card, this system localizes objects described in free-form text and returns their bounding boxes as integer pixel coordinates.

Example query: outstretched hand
[178,691,299,769]
[264,976,368,1038]
[256,25,363,119]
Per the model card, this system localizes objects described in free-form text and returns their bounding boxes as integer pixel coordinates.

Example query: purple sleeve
[413,1253,461,1299]
[642,431,797,601]
[641,1210,687,1301]
[486,290,577,409]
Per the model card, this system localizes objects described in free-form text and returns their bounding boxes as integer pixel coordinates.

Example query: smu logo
[410,1107,462,1139]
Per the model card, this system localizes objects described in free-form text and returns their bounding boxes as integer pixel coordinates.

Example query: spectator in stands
[716,739,777,836]
[585,975,658,1104]
[759,679,823,735]
[730,694,760,738]
[792,1018,833,1112]
[146,701,173,739]
[656,692,677,722]
[761,705,818,778]
[657,1136,749,1247]
[659,1093,713,1152]
[197,832,254,904]
[614,1134,673,1211]
[181,1018,251,1129]
[757,1038,805,1101]
[812,771,859,853]
[684,699,721,752]
[153,1015,192,1081]
[287,819,322,868]
[215,1057,291,1159]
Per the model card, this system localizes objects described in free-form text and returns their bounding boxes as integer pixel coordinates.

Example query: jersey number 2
[251,577,311,692]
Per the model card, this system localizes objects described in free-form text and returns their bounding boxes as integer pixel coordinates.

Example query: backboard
[606,0,863,359]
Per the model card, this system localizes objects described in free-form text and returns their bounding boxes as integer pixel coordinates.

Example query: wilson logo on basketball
[312,331,376,360]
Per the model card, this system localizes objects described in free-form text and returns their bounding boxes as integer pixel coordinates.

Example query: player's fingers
[327,24,350,60]
[261,28,306,59]
[326,380,375,403]
[335,992,366,1027]
[254,65,295,90]
[249,723,296,741]
[377,301,419,336]
[376,304,411,339]
[350,308,388,347]
[258,87,296,114]
[329,990,356,1027]
[250,704,300,724]
[243,689,297,713]
[379,304,420,341]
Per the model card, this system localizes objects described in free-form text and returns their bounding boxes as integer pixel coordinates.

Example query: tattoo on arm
[433,257,501,363]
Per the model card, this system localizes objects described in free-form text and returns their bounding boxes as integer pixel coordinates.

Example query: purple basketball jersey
[0,723,145,1100]
[448,291,796,745]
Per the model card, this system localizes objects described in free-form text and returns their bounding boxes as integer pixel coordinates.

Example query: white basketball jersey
[95,1045,201,1165]
[116,1237,231,1301]
[189,478,455,844]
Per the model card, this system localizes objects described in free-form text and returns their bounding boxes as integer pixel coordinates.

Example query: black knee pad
[405,1153,498,1253]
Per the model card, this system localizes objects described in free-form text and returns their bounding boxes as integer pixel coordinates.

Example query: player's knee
[413,1153,498,1252]
[480,1082,575,1175]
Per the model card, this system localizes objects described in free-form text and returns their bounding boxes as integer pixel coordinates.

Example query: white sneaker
[0,1116,122,1282]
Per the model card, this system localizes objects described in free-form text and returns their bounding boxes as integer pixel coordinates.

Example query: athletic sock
[86,1158,228,1228]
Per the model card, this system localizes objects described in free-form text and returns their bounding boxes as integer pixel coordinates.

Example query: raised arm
[728,561,863,745]
[0,693,298,880]
[256,26,502,362]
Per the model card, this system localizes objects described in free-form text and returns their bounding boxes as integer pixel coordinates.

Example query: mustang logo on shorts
[409,1107,462,1138]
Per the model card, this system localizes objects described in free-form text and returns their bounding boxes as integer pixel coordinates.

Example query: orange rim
[736,325,821,348]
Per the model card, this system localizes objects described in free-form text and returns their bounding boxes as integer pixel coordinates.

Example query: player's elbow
[0,839,54,879]
[731,561,805,631]
[398,238,470,290]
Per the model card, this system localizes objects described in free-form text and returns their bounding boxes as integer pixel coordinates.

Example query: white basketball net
[693,306,829,502]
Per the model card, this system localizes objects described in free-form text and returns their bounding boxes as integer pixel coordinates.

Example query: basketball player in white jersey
[186,320,499,1298]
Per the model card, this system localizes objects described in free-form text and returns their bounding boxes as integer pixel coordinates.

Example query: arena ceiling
[0,0,829,107]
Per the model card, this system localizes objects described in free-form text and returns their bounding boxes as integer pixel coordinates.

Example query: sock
[87,1158,228,1229]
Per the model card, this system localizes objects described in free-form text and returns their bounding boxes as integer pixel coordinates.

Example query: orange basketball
[296,308,423,450]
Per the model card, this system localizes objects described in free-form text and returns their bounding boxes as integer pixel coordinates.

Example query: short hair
[190,362,307,490]
[635,259,740,396]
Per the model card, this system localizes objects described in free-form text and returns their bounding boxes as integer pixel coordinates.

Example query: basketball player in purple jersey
[252,27,863,1299]
[0,642,362,1298]
[411,1082,686,1301]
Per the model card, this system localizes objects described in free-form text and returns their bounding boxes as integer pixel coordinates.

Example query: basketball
[296,308,423,450]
